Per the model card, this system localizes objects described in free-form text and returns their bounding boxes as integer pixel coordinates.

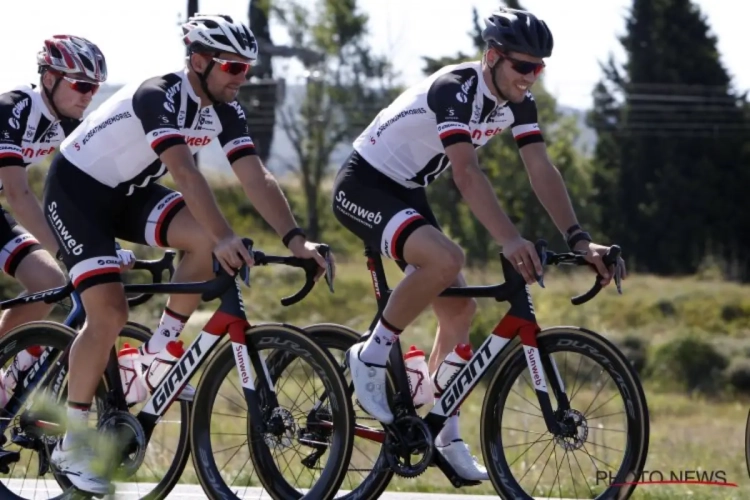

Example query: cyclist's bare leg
[357,226,463,365]
[139,206,214,362]
[384,226,464,327]
[426,273,476,375]
[64,282,128,444]
[0,250,66,337]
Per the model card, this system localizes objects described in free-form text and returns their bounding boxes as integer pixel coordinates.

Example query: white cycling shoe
[51,442,113,496]
[437,439,489,481]
[347,342,393,425]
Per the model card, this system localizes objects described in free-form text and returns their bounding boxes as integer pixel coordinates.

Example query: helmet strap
[488,53,509,102]
[41,70,68,121]
[191,52,222,107]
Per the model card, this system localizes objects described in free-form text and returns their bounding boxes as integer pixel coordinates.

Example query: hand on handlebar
[288,238,336,285]
[115,244,136,271]
[214,234,254,275]
[503,236,544,285]
[572,240,628,287]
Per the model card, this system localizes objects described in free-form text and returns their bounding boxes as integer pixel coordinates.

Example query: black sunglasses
[500,54,545,76]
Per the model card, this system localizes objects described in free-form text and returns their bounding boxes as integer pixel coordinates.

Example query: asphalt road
[5,480,578,499]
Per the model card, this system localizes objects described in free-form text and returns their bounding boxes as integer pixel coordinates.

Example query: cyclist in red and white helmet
[0,35,115,340]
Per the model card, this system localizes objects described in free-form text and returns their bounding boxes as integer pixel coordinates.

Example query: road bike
[0,239,354,500]
[271,239,650,499]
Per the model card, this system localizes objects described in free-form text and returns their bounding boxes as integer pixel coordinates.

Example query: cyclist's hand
[214,234,254,275]
[117,247,136,271]
[503,237,543,285]
[574,241,627,286]
[289,238,336,281]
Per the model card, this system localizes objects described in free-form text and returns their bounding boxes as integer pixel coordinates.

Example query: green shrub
[726,358,750,394]
[645,336,729,394]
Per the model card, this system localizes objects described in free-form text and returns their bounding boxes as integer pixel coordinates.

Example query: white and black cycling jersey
[0,84,78,170]
[60,68,256,195]
[352,60,545,189]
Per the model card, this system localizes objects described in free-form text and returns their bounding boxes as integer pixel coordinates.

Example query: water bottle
[0,346,44,408]
[432,343,473,398]
[118,343,148,405]
[145,340,185,392]
[404,345,434,407]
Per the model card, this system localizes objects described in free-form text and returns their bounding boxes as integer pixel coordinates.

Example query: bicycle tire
[0,321,191,500]
[111,322,191,500]
[0,321,88,500]
[480,326,650,500]
[284,323,393,500]
[745,408,750,480]
[190,323,354,500]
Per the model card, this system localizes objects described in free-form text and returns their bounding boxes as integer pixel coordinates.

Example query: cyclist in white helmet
[44,15,331,495]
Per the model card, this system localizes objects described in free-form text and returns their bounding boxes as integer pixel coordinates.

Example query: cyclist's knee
[430,242,465,286]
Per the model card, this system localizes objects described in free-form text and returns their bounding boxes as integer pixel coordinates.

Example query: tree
[589,0,750,279]
[273,0,400,240]
[421,6,593,264]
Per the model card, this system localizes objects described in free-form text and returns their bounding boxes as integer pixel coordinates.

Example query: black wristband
[565,224,582,237]
[567,231,592,250]
[282,227,306,248]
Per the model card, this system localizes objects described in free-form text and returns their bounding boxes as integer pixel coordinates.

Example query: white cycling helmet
[37,35,107,83]
[182,14,258,62]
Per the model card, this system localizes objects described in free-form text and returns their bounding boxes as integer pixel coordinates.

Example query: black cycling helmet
[482,8,553,58]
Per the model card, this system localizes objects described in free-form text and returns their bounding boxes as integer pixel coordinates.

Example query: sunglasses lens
[513,61,544,76]
[71,81,99,95]
[220,62,249,75]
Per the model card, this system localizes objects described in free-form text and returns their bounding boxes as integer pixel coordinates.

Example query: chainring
[384,415,434,478]
[97,410,147,478]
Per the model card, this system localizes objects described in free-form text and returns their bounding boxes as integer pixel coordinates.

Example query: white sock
[139,307,189,365]
[359,319,401,365]
[436,412,461,446]
[62,402,90,450]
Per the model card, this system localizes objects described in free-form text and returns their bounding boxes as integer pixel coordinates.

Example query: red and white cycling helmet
[37,35,108,83]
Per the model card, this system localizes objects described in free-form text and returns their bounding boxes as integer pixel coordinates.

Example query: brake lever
[613,257,624,295]
[534,239,548,288]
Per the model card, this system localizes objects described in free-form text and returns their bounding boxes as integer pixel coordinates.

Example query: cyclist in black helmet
[333,7,625,481]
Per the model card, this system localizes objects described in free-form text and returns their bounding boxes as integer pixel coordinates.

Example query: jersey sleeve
[216,101,256,164]
[0,91,31,168]
[426,69,479,148]
[131,76,186,156]
[509,91,545,148]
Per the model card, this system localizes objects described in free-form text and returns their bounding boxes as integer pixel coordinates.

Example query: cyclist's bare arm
[446,142,521,247]
[519,142,581,236]
[159,144,234,244]
[0,166,59,254]
[231,155,300,237]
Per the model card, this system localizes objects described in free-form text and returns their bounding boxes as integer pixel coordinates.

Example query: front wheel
[190,323,354,500]
[481,326,649,500]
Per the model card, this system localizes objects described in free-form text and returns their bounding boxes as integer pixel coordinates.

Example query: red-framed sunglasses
[50,71,100,95]
[211,57,252,76]
[500,53,545,76]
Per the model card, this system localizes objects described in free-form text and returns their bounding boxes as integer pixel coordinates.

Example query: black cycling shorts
[0,208,41,277]
[43,154,186,294]
[332,150,440,266]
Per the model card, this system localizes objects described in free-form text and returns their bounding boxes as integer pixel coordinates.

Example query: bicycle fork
[517,325,570,435]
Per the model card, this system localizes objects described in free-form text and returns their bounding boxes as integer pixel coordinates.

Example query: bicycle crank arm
[432,451,482,488]
[0,448,20,474]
